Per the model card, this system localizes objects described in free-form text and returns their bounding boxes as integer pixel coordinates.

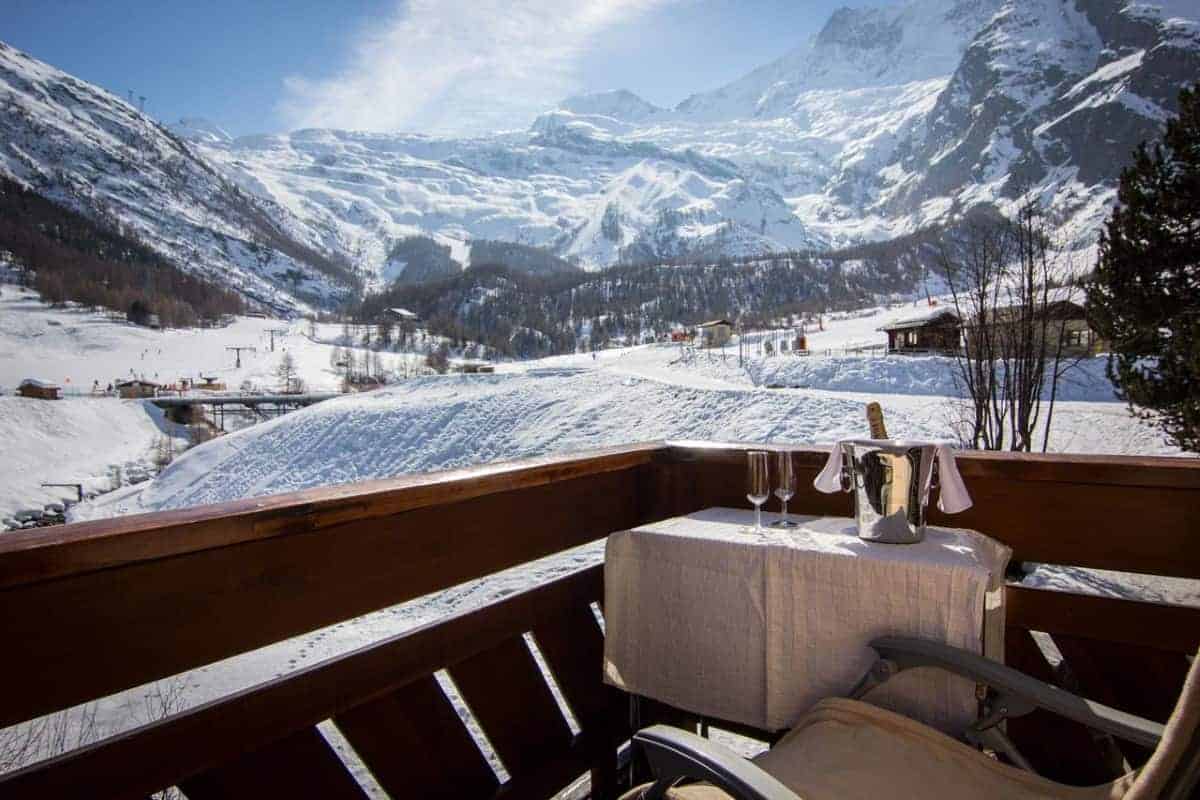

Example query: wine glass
[771,450,798,528]
[746,451,770,534]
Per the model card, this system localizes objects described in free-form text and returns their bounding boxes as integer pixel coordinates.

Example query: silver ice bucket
[839,440,937,544]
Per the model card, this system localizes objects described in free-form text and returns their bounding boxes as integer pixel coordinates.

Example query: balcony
[0,442,1196,798]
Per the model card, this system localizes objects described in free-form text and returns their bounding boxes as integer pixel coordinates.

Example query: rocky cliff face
[877,0,1200,239]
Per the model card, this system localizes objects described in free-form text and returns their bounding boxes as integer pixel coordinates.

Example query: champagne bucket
[839,440,938,544]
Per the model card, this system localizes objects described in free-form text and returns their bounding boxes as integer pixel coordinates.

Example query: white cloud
[278,0,674,135]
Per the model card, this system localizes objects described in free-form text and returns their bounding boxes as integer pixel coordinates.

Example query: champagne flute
[746,451,770,534]
[771,450,798,528]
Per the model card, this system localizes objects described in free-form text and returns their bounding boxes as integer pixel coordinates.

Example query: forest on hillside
[0,176,245,326]
[355,236,934,357]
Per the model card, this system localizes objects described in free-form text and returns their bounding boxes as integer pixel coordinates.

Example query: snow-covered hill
[0,42,359,313]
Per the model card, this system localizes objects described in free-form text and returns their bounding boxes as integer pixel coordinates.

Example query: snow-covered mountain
[1,0,1196,308]
[182,112,824,285]
[176,0,1195,283]
[875,0,1200,239]
[0,42,359,313]
[674,0,1001,120]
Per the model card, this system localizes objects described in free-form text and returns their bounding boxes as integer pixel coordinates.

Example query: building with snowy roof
[387,308,421,322]
[115,379,160,399]
[695,319,733,348]
[878,307,962,354]
[16,378,62,400]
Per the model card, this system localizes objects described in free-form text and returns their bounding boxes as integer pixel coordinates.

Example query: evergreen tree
[1087,86,1200,451]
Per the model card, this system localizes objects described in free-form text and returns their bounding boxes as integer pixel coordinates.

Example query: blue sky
[5,0,867,136]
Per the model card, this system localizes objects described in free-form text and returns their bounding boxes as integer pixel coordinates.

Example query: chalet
[453,360,495,374]
[387,308,422,325]
[344,375,385,393]
[879,308,962,354]
[115,379,160,399]
[16,378,61,400]
[696,319,733,348]
[966,295,1104,357]
[196,376,227,392]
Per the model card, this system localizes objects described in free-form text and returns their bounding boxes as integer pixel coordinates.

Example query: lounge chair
[624,637,1200,800]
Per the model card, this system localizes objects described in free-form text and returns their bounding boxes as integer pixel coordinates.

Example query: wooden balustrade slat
[1049,634,1191,768]
[657,444,1200,578]
[936,480,1200,578]
[179,727,368,800]
[1002,628,1120,785]
[449,637,574,781]
[531,604,618,731]
[532,604,628,799]
[0,444,662,588]
[333,675,499,800]
[490,745,591,800]
[0,566,604,800]
[1006,585,1200,654]
[0,468,641,730]
[664,441,1200,489]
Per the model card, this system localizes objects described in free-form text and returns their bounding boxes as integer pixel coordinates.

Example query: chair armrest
[871,636,1165,748]
[632,725,802,800]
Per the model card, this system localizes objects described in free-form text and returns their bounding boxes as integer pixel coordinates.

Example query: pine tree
[1087,86,1200,451]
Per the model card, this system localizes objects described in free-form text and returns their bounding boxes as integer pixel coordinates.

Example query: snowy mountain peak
[674,0,1002,121]
[559,89,665,122]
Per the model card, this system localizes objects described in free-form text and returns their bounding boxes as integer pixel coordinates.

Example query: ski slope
[77,334,1173,521]
[0,397,176,522]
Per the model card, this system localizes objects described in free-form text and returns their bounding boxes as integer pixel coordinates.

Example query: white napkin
[813,440,972,514]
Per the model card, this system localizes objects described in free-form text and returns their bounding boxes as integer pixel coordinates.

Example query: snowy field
[75,345,1173,520]
[0,283,407,396]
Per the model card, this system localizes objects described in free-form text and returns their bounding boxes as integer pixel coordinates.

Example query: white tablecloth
[602,508,1010,733]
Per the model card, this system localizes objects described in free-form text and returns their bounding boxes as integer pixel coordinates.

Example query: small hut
[196,376,227,392]
[879,308,961,354]
[453,360,495,374]
[16,379,62,400]
[344,375,385,393]
[387,308,422,325]
[696,319,733,348]
[116,379,160,399]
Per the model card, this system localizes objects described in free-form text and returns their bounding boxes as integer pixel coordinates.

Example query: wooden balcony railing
[0,442,1197,798]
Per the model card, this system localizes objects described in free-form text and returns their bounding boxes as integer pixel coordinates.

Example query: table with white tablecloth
[602,508,1010,734]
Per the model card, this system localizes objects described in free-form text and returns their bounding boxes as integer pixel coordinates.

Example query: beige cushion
[755,698,1131,800]
[620,698,1133,800]
[622,651,1200,800]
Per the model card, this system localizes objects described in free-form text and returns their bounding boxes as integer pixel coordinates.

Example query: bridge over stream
[150,393,340,429]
